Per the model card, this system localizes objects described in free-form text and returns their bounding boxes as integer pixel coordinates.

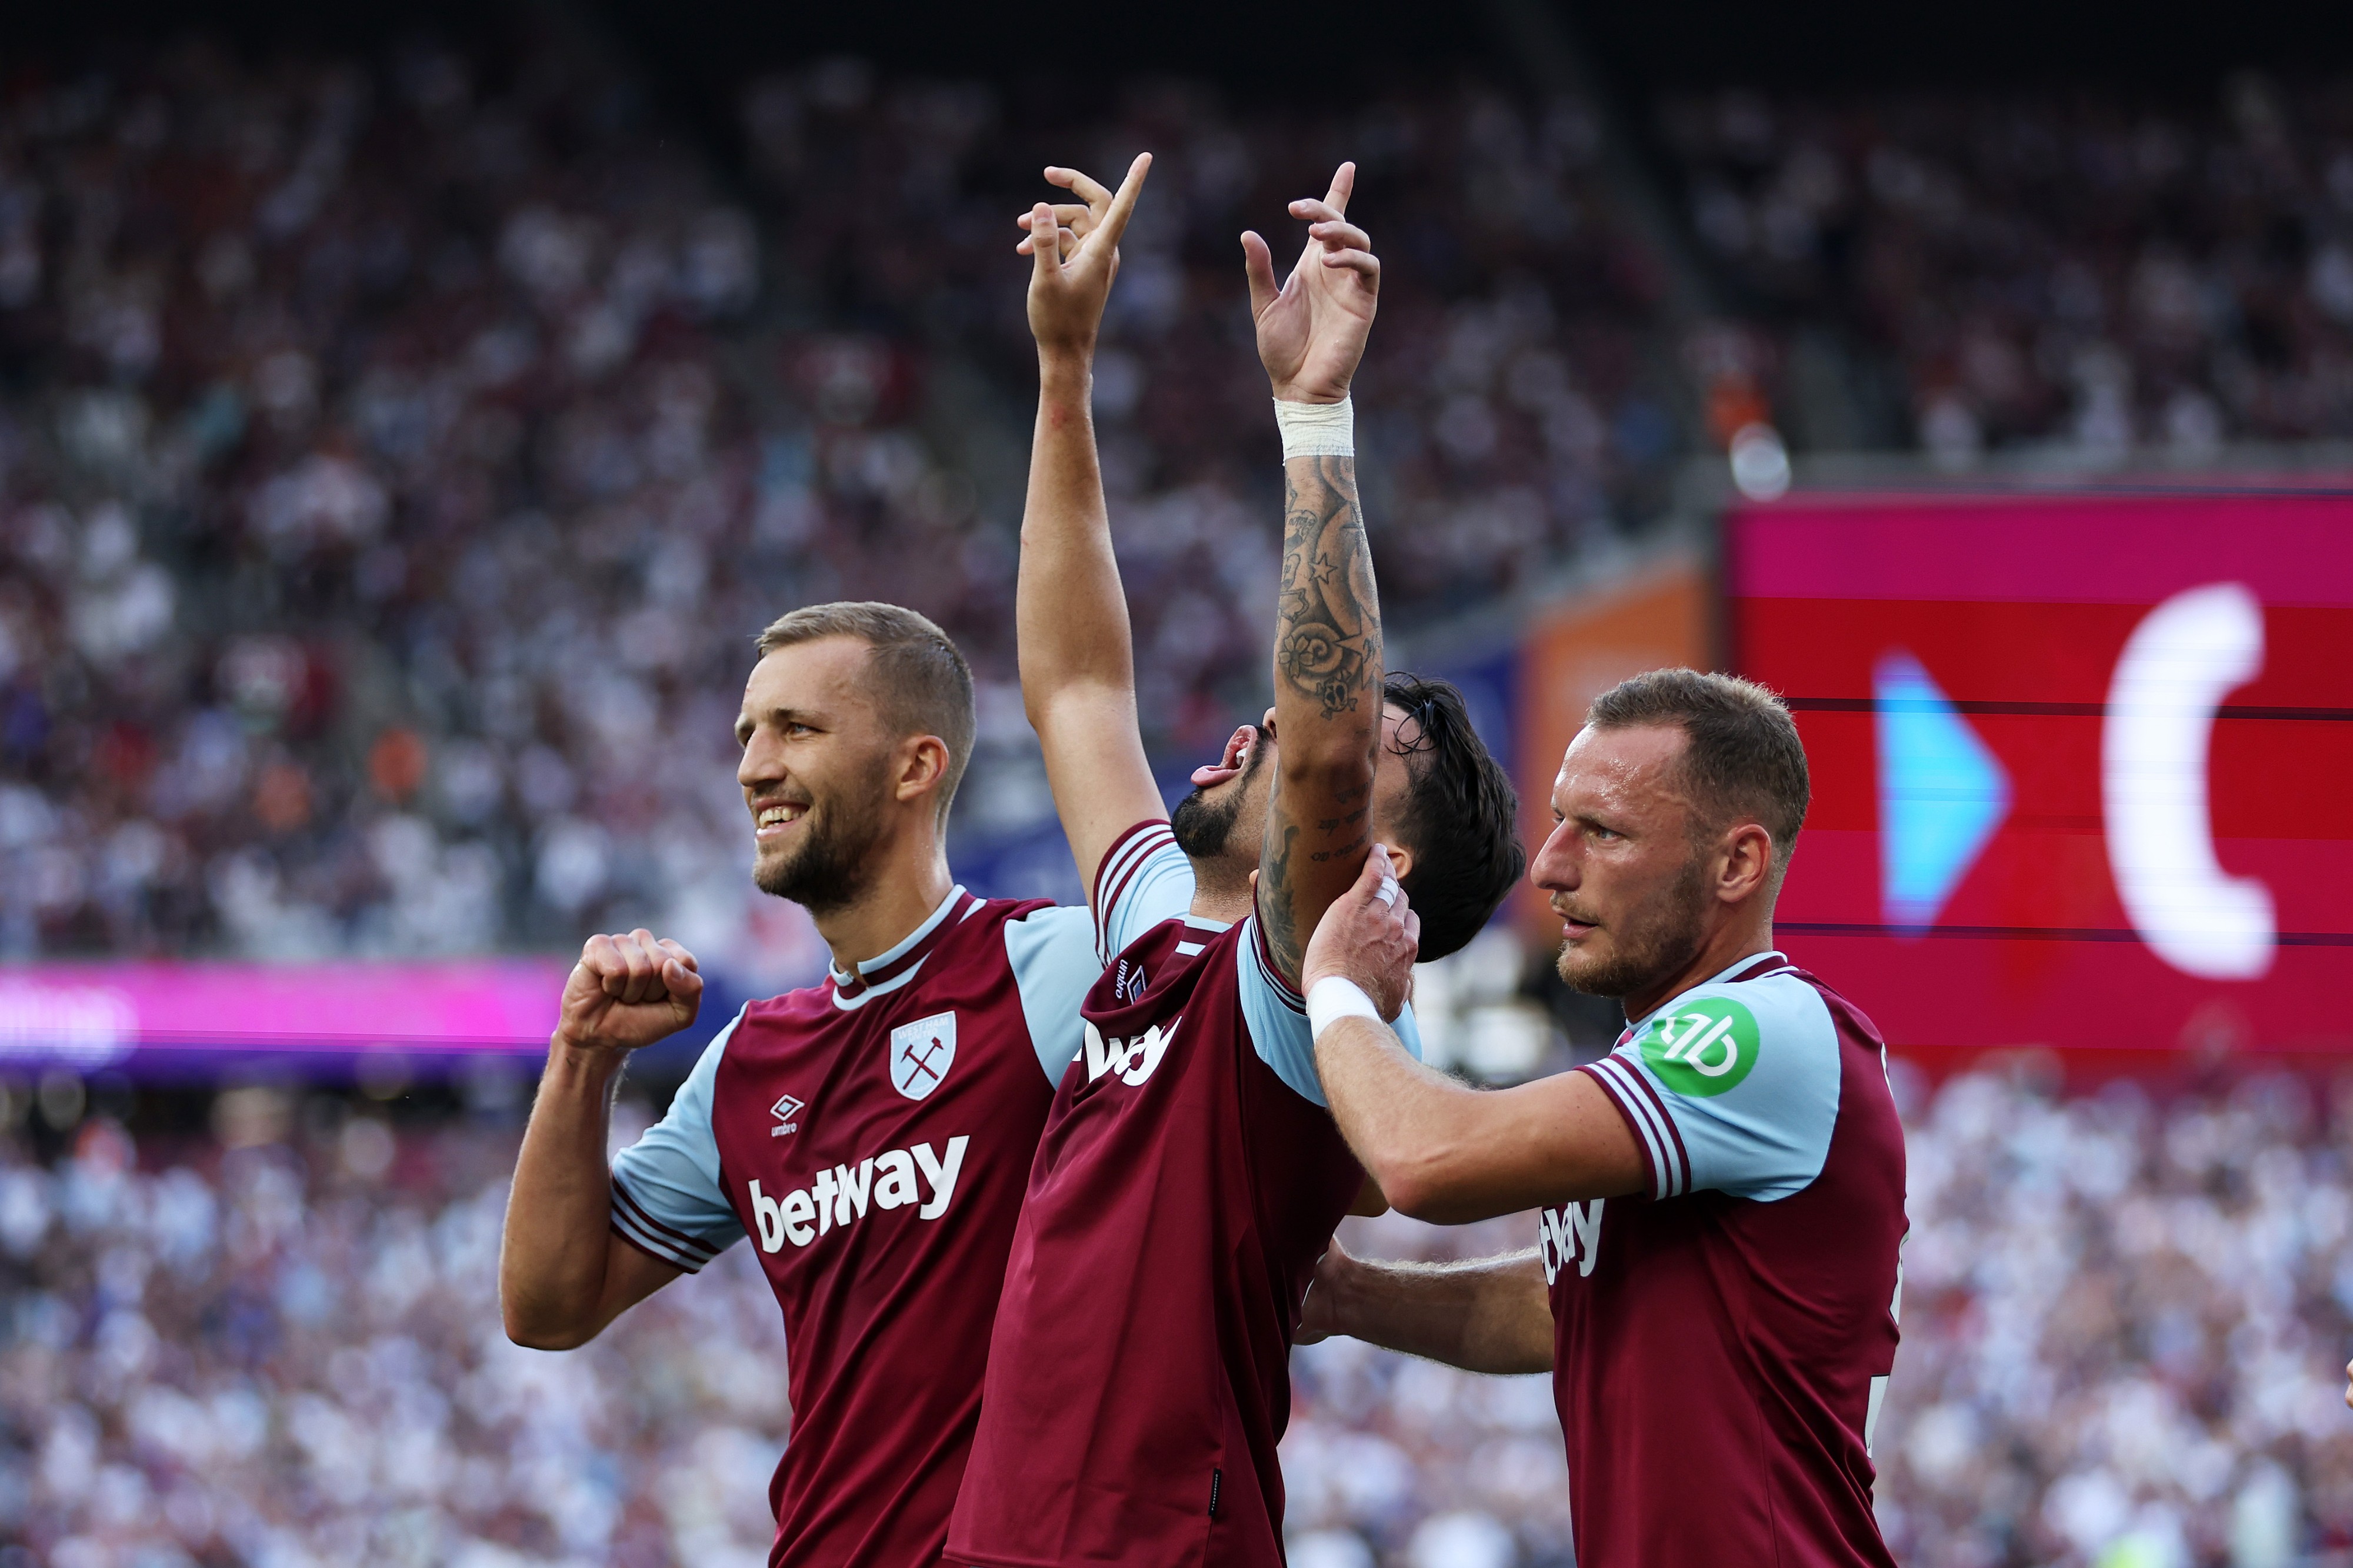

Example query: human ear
[1381,842,1415,882]
[1717,823,1772,902]
[894,736,951,804]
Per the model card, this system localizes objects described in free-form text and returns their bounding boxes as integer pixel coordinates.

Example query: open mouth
[1555,906,1600,941]
[753,800,810,842]
[1190,725,1256,789]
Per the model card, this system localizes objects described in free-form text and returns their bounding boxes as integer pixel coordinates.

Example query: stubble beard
[1556,852,1711,1000]
[752,769,891,916]
[1169,728,1268,863]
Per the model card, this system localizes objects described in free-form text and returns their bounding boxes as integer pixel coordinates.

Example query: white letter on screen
[2101,582,2274,980]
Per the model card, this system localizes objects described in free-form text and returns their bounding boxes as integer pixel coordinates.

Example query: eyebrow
[737,706,823,738]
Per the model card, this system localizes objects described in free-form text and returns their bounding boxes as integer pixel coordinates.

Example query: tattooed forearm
[1259,820,1304,979]
[1274,456,1381,720]
[1257,452,1388,984]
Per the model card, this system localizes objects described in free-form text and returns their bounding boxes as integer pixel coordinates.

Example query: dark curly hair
[1384,672,1526,960]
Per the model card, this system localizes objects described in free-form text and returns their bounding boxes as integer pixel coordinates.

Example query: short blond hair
[756,602,975,815]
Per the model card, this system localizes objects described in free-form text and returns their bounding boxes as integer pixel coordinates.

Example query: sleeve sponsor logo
[889,1012,956,1101]
[746,1135,968,1252]
[1082,1014,1178,1086]
[1638,997,1760,1097]
[1538,1199,1605,1285]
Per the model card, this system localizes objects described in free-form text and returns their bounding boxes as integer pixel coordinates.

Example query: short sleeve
[608,1008,748,1270]
[1005,904,1109,1085]
[1092,821,1196,960]
[1235,915,1423,1107]
[1577,973,1841,1203]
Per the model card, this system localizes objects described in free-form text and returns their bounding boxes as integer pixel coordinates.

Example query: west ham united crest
[889,1011,956,1101]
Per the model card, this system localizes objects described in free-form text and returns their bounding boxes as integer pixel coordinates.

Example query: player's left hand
[1303,843,1418,1020]
[1243,161,1379,405]
[1017,154,1152,363]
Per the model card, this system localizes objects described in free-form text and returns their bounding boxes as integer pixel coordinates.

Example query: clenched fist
[554,929,703,1056]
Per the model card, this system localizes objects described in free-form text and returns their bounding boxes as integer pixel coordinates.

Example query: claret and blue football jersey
[949,822,1424,1568]
[605,878,1189,1567]
[1550,950,1908,1568]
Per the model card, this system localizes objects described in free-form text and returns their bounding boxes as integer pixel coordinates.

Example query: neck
[1621,914,1776,1025]
[808,832,956,975]
[1185,856,1255,925]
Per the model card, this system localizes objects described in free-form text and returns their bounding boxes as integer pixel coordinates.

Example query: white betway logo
[747,1136,968,1252]
[1082,1015,1178,1086]
[1538,1199,1605,1285]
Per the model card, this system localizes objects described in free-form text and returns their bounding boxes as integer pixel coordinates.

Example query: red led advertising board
[1728,492,2353,1067]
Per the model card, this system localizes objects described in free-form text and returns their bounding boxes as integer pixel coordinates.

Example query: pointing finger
[1324,160,1356,215]
[1092,152,1152,253]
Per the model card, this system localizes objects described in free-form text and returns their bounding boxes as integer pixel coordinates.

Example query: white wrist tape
[1307,976,1381,1040]
[1274,396,1354,459]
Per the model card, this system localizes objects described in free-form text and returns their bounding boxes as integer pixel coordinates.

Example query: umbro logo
[771,1093,804,1137]
[1115,958,1148,1005]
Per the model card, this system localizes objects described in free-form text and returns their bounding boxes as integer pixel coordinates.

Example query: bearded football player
[943,158,1524,1566]
[499,604,1132,1565]
[1297,669,1908,1568]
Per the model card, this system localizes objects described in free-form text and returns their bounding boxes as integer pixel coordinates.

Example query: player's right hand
[1243,161,1380,405]
[1302,843,1419,1021]
[1017,154,1151,362]
[553,929,703,1056]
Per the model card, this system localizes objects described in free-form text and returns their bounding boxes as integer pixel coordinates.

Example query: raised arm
[501,930,701,1349]
[1246,162,1387,982]
[1013,155,1166,899]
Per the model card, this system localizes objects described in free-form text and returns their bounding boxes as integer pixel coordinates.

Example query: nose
[739,729,783,791]
[1259,706,1278,740]
[1530,818,1579,893]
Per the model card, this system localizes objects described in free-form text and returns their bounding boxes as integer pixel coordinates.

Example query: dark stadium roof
[12,0,2352,95]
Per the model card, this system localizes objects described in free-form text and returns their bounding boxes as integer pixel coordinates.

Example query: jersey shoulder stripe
[1579,952,1844,1203]
[611,1171,722,1270]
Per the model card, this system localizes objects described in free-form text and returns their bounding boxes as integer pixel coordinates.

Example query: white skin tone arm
[500,930,701,1349]
[1012,156,1167,901]
[1297,1237,1555,1375]
[1302,846,1644,1225]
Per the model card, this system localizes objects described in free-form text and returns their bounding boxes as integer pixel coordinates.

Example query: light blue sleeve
[1094,822,1197,960]
[608,1008,748,1270]
[1005,904,1110,1085]
[1581,973,1841,1203]
[1234,915,1423,1108]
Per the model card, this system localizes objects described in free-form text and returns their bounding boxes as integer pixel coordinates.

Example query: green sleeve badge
[1637,996,1761,1097]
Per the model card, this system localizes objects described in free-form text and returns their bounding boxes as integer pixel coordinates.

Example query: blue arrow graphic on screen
[1874,651,2011,930]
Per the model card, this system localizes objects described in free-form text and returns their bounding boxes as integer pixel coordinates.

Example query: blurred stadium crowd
[1,31,2349,966]
[4,1068,2352,1567]
[0,35,1678,973]
[1667,81,2353,459]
